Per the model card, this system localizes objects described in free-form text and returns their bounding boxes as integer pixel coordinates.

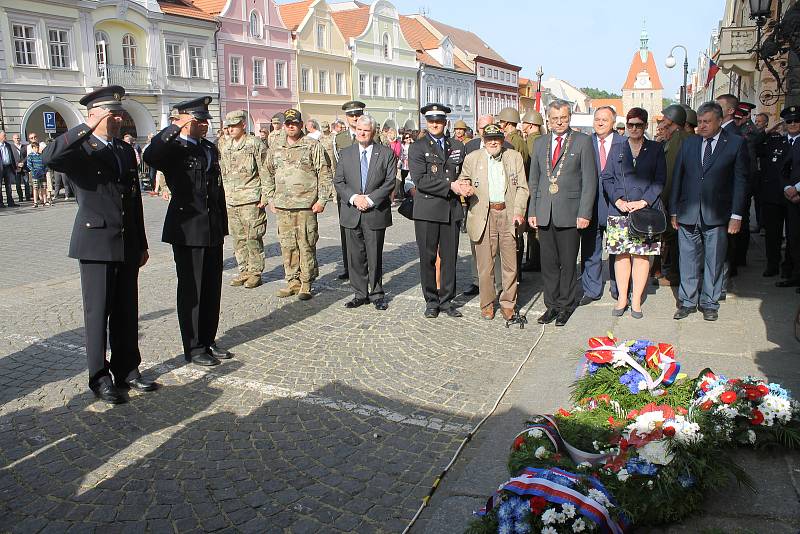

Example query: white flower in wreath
[572,518,587,532]
[555,512,567,523]
[541,508,557,525]
[627,411,665,435]
[587,488,613,508]
[647,480,654,489]
[562,503,576,518]
[592,440,600,450]
[666,416,703,444]
[760,395,792,425]
[534,446,549,459]
[715,405,739,419]
[638,440,674,466]
[577,462,592,471]
[541,527,558,534]
[617,468,630,482]
[747,429,757,444]
[528,428,544,439]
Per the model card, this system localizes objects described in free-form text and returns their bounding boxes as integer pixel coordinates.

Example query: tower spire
[639,19,648,62]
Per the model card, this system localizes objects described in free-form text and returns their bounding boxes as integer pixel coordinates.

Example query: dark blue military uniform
[42,86,149,398]
[411,104,465,314]
[757,132,796,276]
[143,97,230,365]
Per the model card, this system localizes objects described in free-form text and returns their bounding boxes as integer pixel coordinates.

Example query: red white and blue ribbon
[585,340,681,395]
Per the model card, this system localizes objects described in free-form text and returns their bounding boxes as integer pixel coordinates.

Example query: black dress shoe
[776,278,800,287]
[763,266,779,277]
[555,309,573,326]
[579,295,599,306]
[424,307,439,318]
[118,377,157,392]
[700,307,718,321]
[463,284,479,296]
[345,297,369,308]
[537,308,559,324]
[207,344,232,359]
[673,306,697,320]
[443,308,463,318]
[91,382,126,404]
[186,352,220,366]
[337,272,349,280]
[728,266,738,278]
[521,262,541,272]
[373,298,388,311]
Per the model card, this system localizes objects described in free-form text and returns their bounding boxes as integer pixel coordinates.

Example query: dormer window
[382,33,391,60]
[249,11,262,38]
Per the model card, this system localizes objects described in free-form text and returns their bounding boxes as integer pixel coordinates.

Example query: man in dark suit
[411,103,468,318]
[0,130,17,207]
[144,97,231,366]
[42,86,155,404]
[334,114,397,310]
[670,101,749,321]
[10,133,30,202]
[779,105,800,289]
[527,99,597,326]
[580,106,624,304]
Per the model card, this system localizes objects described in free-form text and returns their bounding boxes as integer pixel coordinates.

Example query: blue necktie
[360,149,368,192]
[438,138,444,152]
[702,138,713,172]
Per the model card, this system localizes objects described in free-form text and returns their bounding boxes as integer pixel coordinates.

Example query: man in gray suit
[333,115,397,310]
[527,99,597,326]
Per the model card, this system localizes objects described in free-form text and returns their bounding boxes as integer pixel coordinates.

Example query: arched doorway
[403,118,417,131]
[382,118,397,131]
[119,110,137,138]
[22,98,84,141]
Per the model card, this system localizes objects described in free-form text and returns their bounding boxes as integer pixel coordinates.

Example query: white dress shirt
[349,143,375,207]
[597,134,613,170]
[701,129,741,220]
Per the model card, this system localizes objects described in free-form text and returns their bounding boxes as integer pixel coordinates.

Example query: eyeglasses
[786,119,799,125]
[626,122,645,129]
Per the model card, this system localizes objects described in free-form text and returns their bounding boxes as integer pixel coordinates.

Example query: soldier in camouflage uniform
[268,112,286,147]
[219,110,269,289]
[319,120,336,171]
[264,108,333,300]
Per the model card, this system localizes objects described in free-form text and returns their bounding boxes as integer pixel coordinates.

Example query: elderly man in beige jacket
[460,124,529,320]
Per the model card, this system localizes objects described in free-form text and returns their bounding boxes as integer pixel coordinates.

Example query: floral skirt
[606,215,661,256]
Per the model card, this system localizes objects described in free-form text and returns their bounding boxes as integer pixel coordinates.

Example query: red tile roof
[399,16,439,50]
[622,50,663,90]
[278,0,315,31]
[591,98,625,116]
[331,6,370,40]
[159,0,217,20]
[419,16,507,64]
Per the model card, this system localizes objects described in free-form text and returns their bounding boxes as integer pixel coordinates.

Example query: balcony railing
[97,64,159,90]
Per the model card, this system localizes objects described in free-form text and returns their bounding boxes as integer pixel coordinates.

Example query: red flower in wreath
[720,391,738,404]
[512,435,526,451]
[700,400,714,411]
[558,408,572,417]
[750,409,765,426]
[663,425,676,438]
[676,406,688,415]
[757,384,769,396]
[529,496,547,515]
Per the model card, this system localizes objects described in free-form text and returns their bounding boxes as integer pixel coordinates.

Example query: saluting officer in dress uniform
[143,97,232,367]
[333,101,367,281]
[43,86,156,404]
[411,103,469,318]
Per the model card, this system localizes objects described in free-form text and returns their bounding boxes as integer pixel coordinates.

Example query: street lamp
[665,45,689,105]
[245,86,259,134]
[748,0,773,70]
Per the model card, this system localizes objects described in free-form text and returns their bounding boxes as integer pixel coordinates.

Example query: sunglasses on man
[785,119,799,125]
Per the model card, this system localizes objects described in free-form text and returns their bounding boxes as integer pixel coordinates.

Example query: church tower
[621,22,664,137]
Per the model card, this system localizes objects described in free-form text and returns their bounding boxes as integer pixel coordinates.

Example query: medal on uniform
[431,164,438,173]
[549,183,559,194]
[545,133,573,195]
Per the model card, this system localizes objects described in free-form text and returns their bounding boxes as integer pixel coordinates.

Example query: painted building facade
[0,0,219,142]
[279,0,352,124]
[331,0,418,131]
[621,26,663,137]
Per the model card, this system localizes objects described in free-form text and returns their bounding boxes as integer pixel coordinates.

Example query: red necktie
[552,136,562,164]
[599,138,607,171]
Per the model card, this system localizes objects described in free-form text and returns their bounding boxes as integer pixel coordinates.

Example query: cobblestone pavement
[1,197,798,533]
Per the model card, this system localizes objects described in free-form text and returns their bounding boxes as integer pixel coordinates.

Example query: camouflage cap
[482,124,505,139]
[224,110,247,127]
[284,108,302,124]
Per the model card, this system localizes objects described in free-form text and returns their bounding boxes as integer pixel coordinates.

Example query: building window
[275,61,286,88]
[384,76,392,97]
[189,46,205,78]
[407,79,413,99]
[359,73,367,95]
[13,24,36,66]
[249,11,262,38]
[435,86,442,103]
[95,31,109,67]
[336,72,345,95]
[506,72,510,82]
[493,69,498,79]
[426,86,434,104]
[122,34,136,67]
[446,88,452,106]
[165,42,181,76]
[318,70,328,94]
[301,67,311,92]
[253,58,265,86]
[372,75,380,96]
[316,24,326,49]
[230,56,242,84]
[382,33,391,60]
[48,29,70,69]
[512,73,517,83]
[396,78,403,99]
[455,88,461,106]
[479,66,485,77]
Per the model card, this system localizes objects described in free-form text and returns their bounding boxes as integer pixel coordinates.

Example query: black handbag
[398,196,414,220]
[619,149,667,240]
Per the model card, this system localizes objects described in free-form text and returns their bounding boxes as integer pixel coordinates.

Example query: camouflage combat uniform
[264,134,333,289]
[219,134,269,285]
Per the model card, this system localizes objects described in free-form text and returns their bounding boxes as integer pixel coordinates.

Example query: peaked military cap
[80,85,126,111]
[283,108,303,124]
[421,103,451,121]
[341,100,366,115]
[224,110,247,127]
[482,124,505,139]
[174,96,213,120]
[734,102,756,119]
[781,105,800,121]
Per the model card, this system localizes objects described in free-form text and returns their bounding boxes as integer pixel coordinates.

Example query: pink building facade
[209,0,297,131]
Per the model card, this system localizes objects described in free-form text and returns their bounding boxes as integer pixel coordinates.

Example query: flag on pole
[705,59,720,88]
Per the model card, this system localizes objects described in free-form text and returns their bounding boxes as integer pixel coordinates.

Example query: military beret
[781,105,800,121]
[341,100,366,115]
[482,124,505,139]
[224,110,247,127]
[174,96,213,120]
[80,85,125,111]
[283,108,302,124]
[421,103,450,120]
